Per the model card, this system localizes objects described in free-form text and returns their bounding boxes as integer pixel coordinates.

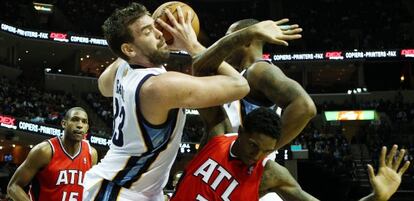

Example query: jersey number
[62,191,78,201]
[196,194,208,201]
[112,97,125,146]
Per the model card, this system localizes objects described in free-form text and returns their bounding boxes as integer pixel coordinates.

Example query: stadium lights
[33,2,53,13]
[325,110,376,121]
[347,88,368,94]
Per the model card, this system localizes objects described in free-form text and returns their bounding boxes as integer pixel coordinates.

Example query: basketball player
[83,2,303,200]
[7,107,98,201]
[195,18,315,151]
[193,18,312,201]
[171,108,411,201]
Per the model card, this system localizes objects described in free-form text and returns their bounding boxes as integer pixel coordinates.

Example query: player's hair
[242,107,281,139]
[102,3,150,61]
[231,19,260,32]
[229,19,264,46]
[64,107,87,120]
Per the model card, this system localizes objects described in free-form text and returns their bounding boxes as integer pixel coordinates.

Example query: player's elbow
[232,77,250,99]
[98,77,112,97]
[305,98,318,119]
[302,98,317,119]
[292,96,316,120]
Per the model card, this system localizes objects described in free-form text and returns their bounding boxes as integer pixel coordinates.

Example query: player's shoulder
[33,141,53,155]
[26,141,53,166]
[247,61,275,77]
[250,59,277,70]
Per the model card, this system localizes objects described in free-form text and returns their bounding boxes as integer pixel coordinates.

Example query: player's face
[62,110,89,142]
[128,15,169,65]
[238,132,277,166]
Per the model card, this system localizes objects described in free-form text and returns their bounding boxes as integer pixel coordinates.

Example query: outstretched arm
[192,19,302,76]
[359,145,411,201]
[248,62,316,149]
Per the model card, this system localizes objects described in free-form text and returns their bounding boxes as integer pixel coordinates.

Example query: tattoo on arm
[193,31,251,75]
[258,66,302,108]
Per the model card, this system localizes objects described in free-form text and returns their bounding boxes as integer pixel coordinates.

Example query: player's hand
[248,19,302,46]
[156,6,199,52]
[367,145,411,201]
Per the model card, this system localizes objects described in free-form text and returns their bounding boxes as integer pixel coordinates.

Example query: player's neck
[241,51,262,70]
[128,58,158,68]
[60,136,81,156]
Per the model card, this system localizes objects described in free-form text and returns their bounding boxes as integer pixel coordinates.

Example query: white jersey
[84,62,186,201]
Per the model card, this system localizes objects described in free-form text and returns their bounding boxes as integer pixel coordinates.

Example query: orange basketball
[152,1,200,45]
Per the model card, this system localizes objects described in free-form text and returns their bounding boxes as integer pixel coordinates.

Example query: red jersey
[29,137,93,201]
[171,134,266,201]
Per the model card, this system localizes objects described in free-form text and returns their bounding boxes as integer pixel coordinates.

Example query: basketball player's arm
[249,62,316,149]
[98,58,125,97]
[359,145,411,201]
[140,71,249,124]
[260,160,319,201]
[191,25,258,76]
[91,146,98,165]
[7,142,52,201]
[192,19,302,76]
[157,7,242,82]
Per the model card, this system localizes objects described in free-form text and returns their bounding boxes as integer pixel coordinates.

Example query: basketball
[152,1,200,45]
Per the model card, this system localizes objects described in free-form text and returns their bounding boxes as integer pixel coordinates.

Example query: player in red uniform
[171,108,411,201]
[7,107,98,201]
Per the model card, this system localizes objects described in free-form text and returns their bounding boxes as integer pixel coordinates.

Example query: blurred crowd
[0,77,109,137]
[0,77,76,125]
[1,0,412,51]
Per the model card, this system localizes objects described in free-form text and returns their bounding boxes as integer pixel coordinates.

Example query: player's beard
[148,40,170,66]
[148,49,169,66]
